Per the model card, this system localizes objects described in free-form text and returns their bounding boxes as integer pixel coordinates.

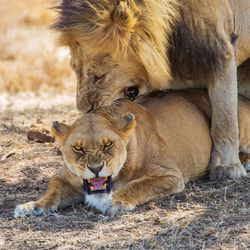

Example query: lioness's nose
[88,163,104,175]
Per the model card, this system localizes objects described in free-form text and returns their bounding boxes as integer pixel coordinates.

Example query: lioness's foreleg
[208,58,247,180]
[111,167,184,211]
[14,175,83,218]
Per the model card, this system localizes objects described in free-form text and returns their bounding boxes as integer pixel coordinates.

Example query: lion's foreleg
[14,175,84,218]
[208,57,247,180]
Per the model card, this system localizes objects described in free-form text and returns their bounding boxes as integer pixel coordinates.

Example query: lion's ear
[51,121,70,144]
[116,113,136,137]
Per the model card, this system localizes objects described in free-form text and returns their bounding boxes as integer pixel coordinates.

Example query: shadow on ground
[1,165,249,249]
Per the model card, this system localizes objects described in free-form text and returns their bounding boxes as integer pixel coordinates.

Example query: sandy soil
[0,94,249,250]
[0,1,249,249]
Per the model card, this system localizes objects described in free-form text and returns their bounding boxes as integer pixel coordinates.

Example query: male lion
[14,90,250,217]
[52,0,250,180]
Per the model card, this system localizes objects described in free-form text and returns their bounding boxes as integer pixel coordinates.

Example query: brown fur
[168,1,234,82]
[14,90,248,217]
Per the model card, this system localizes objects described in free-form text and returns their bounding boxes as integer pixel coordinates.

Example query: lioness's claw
[14,201,57,218]
[210,163,247,181]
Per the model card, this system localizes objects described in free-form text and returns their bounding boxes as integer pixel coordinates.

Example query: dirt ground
[0,1,250,249]
[0,95,249,250]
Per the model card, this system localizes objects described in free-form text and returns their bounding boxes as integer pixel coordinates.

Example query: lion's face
[69,42,149,112]
[52,113,135,179]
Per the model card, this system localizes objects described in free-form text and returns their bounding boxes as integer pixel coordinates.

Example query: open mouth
[83,176,112,195]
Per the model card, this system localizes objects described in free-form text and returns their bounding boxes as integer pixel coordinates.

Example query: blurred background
[0,0,76,111]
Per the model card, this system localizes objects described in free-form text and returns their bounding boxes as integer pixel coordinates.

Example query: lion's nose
[88,163,104,176]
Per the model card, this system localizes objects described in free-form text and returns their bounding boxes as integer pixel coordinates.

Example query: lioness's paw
[210,163,247,181]
[110,190,136,213]
[14,201,57,218]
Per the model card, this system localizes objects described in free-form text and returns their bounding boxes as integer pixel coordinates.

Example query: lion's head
[52,111,135,179]
[52,0,177,112]
[68,40,149,112]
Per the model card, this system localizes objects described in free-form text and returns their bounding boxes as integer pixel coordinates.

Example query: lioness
[52,0,250,180]
[14,90,250,217]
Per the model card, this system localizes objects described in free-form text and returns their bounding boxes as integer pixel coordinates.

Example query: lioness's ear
[51,121,70,144]
[52,121,69,134]
[116,113,136,137]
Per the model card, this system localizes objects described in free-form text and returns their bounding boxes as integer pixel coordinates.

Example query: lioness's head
[52,112,135,179]
[53,0,176,112]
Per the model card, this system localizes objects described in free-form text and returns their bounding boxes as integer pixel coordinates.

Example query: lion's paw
[210,163,247,181]
[14,201,57,218]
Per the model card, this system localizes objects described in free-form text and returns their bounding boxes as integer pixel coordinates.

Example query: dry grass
[0,2,249,249]
[0,0,75,94]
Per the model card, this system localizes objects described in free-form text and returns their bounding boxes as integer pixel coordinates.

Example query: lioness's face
[52,114,135,179]
[69,42,149,112]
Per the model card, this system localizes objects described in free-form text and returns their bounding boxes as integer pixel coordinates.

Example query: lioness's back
[138,92,212,181]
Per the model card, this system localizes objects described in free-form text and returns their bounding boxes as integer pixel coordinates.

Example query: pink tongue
[90,177,106,190]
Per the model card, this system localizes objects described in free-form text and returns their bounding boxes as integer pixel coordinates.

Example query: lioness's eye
[104,141,113,150]
[73,145,85,154]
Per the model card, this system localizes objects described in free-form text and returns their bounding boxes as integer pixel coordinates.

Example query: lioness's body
[14,90,250,217]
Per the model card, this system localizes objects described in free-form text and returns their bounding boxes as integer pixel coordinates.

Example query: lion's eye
[73,145,85,154]
[104,141,113,150]
[124,86,139,100]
